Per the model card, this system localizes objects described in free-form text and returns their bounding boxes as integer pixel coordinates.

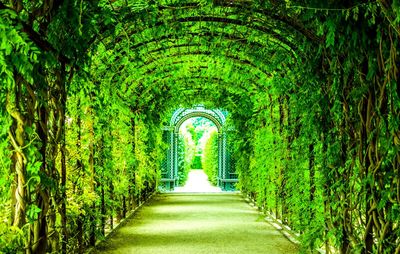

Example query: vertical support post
[218,132,223,187]
[222,131,227,179]
[168,128,174,180]
[173,132,179,187]
[167,128,174,190]
[221,131,228,190]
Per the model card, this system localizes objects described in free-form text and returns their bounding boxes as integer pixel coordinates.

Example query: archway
[161,105,237,190]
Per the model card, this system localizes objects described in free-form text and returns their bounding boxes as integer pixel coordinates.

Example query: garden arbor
[1,0,399,253]
[161,106,237,190]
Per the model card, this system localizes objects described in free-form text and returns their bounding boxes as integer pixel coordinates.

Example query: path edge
[242,194,327,254]
[85,191,157,254]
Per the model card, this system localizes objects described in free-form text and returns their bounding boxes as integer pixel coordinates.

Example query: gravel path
[95,193,299,254]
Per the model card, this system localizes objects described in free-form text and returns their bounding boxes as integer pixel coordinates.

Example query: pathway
[95,194,299,254]
[174,170,222,193]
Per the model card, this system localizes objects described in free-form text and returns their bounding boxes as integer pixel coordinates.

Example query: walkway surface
[95,194,299,254]
[174,170,222,193]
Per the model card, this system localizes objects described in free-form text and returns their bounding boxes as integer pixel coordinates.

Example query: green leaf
[325,20,336,48]
[27,205,42,222]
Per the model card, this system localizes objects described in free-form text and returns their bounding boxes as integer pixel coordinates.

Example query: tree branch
[0,2,71,64]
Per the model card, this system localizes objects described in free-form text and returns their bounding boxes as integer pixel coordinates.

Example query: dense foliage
[0,0,399,253]
[177,135,193,185]
[202,130,219,185]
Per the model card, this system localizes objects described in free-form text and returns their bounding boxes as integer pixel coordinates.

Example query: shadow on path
[95,194,299,254]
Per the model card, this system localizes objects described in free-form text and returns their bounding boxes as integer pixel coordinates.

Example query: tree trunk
[32,92,49,254]
[60,75,68,254]
[88,105,96,246]
[6,83,27,230]
[309,143,315,220]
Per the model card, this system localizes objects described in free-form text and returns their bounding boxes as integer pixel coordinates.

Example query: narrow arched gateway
[161,105,237,190]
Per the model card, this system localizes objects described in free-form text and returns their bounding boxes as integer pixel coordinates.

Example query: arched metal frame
[161,105,237,190]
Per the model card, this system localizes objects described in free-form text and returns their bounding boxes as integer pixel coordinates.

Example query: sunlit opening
[174,117,221,193]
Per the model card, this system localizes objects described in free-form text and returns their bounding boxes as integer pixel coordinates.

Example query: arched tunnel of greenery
[0,0,399,253]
